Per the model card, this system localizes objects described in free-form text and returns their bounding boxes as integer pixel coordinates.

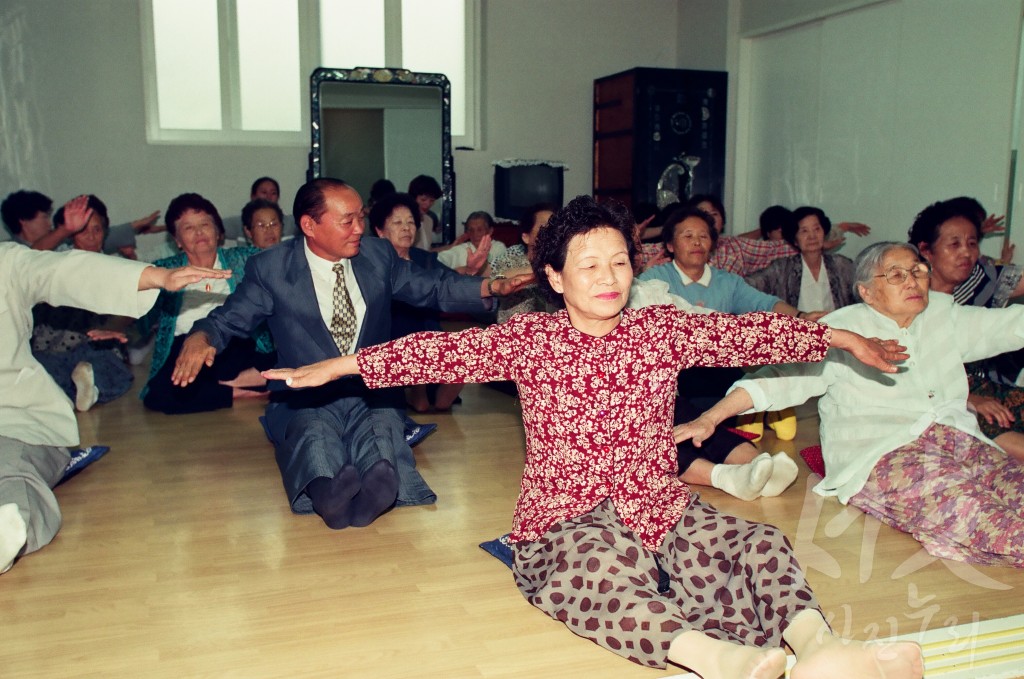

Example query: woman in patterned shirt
[910,197,1024,462]
[263,196,921,679]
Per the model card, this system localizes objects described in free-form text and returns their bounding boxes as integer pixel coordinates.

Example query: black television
[493,162,564,221]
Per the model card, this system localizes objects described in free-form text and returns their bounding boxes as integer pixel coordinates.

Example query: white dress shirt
[303,239,367,355]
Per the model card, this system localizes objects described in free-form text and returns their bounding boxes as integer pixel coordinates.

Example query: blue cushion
[479,533,514,569]
[59,446,110,485]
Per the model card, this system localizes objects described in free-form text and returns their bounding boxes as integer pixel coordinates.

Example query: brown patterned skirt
[512,497,819,668]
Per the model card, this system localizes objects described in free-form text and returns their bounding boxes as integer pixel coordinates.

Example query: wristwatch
[487,275,506,296]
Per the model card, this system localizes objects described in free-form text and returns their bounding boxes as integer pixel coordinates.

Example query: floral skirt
[850,423,1024,567]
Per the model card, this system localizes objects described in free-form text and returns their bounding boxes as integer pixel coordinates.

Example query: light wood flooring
[4,368,1024,678]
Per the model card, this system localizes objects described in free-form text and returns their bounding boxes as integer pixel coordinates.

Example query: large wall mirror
[309,67,455,243]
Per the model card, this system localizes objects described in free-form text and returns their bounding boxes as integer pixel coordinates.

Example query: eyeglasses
[874,264,931,285]
[252,220,280,231]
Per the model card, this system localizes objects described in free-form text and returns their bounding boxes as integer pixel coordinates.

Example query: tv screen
[494,164,564,221]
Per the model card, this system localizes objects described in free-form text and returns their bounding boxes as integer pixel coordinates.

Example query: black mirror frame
[308,66,456,243]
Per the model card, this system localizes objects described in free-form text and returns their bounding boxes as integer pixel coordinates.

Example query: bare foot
[791,639,923,679]
[406,385,431,413]
[232,387,269,400]
[433,383,464,411]
[219,367,267,389]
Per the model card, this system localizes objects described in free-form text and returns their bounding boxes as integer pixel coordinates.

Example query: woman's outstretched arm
[263,354,359,389]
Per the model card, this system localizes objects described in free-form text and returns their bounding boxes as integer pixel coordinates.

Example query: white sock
[710,453,773,501]
[761,452,800,497]
[0,503,28,574]
[72,361,99,412]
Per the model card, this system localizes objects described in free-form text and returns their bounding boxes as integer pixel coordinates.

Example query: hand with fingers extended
[830,329,908,374]
[138,265,232,292]
[131,210,164,234]
[968,394,1014,428]
[262,355,359,389]
[87,329,129,343]
[171,332,217,387]
[465,235,492,275]
[485,272,536,297]
[982,213,1006,236]
[61,195,94,235]
[672,415,716,448]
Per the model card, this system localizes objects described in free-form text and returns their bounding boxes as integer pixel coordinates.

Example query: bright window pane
[320,0,386,68]
[402,0,465,136]
[237,0,302,131]
[152,0,222,130]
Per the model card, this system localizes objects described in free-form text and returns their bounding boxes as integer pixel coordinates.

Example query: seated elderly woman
[637,206,825,497]
[909,196,1024,461]
[31,195,134,411]
[489,202,559,323]
[687,194,870,276]
[139,193,276,414]
[686,241,1024,567]
[437,210,507,275]
[368,191,463,413]
[746,206,856,314]
[240,198,284,250]
[262,196,921,679]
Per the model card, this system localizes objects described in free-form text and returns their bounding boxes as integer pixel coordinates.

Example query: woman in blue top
[638,207,827,500]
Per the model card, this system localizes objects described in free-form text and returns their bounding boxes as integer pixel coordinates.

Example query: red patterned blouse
[358,305,830,549]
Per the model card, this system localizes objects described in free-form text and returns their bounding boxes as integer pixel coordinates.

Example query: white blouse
[797,257,834,313]
[732,293,1024,502]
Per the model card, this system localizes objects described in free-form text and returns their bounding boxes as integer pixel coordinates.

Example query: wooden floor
[5,369,1024,678]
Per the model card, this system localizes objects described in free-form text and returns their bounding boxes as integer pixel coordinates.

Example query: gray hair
[852,241,921,301]
[464,210,495,227]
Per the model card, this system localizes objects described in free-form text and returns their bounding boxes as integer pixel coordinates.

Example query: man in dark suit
[171,178,529,529]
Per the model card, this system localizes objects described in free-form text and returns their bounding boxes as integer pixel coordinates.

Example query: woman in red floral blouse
[264,197,922,679]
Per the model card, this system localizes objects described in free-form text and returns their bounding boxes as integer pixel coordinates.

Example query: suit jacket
[191,236,489,501]
[744,253,855,311]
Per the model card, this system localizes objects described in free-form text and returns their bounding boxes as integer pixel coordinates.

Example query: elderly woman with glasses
[680,241,1024,567]
[241,198,284,250]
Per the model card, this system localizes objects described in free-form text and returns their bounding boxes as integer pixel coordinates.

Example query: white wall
[0,0,309,244]
[453,0,680,224]
[0,0,681,244]
[732,0,1022,258]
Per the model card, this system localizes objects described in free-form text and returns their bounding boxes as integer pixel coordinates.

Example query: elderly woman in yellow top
[681,241,1024,567]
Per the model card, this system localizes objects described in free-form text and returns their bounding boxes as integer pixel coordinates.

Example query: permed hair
[908,198,982,249]
[531,195,637,302]
[165,193,225,238]
[241,198,284,230]
[786,206,833,249]
[661,206,718,252]
[1,190,52,235]
[368,192,422,233]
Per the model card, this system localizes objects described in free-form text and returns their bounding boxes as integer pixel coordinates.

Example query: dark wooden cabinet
[593,67,727,212]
